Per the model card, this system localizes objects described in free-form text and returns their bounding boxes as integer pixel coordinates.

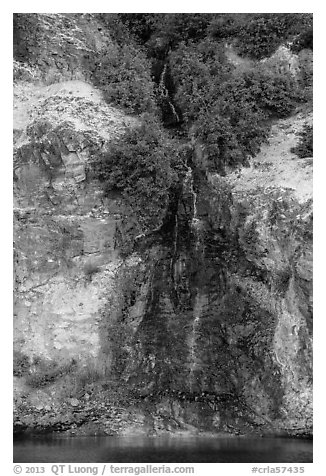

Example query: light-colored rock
[69,398,80,407]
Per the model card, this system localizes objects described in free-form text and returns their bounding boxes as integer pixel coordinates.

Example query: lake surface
[14,436,312,463]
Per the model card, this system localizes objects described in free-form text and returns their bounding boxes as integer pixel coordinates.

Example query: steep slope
[14,78,137,360]
[226,111,312,202]
[105,112,312,436]
[13,74,141,434]
[13,13,312,438]
[224,111,313,435]
[13,13,110,84]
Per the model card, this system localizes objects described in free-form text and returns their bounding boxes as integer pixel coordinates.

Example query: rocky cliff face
[13,13,110,84]
[13,14,312,438]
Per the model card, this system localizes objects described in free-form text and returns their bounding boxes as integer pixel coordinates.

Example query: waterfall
[183,166,196,218]
[173,211,178,257]
[183,165,203,249]
[188,294,207,391]
[167,97,180,125]
[170,212,179,299]
[158,62,180,124]
[158,63,169,98]
[189,314,200,386]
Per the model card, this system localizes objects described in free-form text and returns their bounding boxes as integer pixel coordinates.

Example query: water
[14,436,312,463]
[188,294,208,390]
[158,62,180,124]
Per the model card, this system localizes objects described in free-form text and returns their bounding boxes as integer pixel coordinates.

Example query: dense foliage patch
[92,43,157,115]
[170,39,301,169]
[119,13,212,54]
[291,124,313,158]
[117,13,312,59]
[92,13,312,219]
[233,13,312,60]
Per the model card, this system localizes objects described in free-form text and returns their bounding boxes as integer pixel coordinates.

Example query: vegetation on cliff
[116,13,312,60]
[291,123,313,158]
[13,13,313,438]
[91,13,312,219]
[92,42,157,115]
[170,43,301,169]
[94,114,181,229]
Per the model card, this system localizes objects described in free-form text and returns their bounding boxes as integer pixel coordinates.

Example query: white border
[3,3,323,474]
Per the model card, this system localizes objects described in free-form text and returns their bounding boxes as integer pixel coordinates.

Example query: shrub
[116,13,312,59]
[297,49,313,99]
[93,14,310,177]
[235,14,312,60]
[156,14,212,48]
[291,124,313,158]
[228,65,300,118]
[118,13,162,44]
[93,114,180,231]
[170,39,232,123]
[118,13,213,54]
[92,43,157,114]
[193,103,268,171]
[95,14,132,46]
[207,14,255,41]
[170,38,301,171]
